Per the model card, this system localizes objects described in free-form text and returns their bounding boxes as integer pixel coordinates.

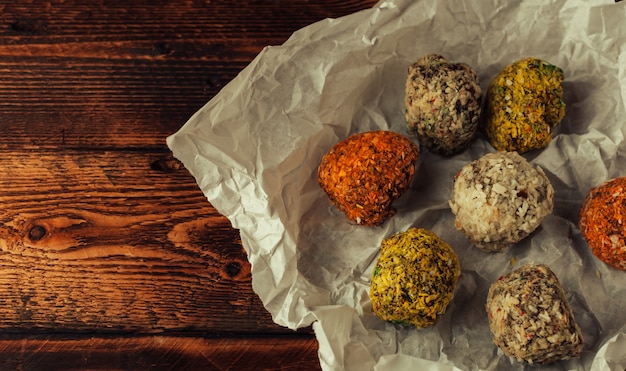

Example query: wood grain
[0,0,377,334]
[0,335,321,370]
[0,150,278,333]
[0,0,379,368]
[0,0,378,150]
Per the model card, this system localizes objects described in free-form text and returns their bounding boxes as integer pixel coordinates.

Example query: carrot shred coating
[579,176,626,270]
[317,130,419,226]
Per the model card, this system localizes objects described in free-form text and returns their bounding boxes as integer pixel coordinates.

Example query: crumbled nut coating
[370,228,460,328]
[484,57,565,153]
[579,176,626,270]
[405,54,482,155]
[486,264,583,364]
[318,130,419,226]
[449,151,554,252]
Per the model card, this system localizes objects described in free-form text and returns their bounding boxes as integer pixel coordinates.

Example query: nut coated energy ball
[405,54,482,156]
[449,151,554,252]
[486,264,583,364]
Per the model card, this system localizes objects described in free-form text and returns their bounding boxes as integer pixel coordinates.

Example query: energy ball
[486,264,583,364]
[318,130,419,226]
[405,54,482,156]
[449,151,554,252]
[370,228,460,328]
[579,176,626,270]
[484,57,566,153]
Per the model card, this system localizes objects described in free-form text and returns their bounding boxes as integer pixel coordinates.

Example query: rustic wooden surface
[0,1,378,369]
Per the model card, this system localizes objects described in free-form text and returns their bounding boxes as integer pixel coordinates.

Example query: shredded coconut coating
[484,57,565,153]
[405,54,482,156]
[370,228,460,328]
[449,151,554,252]
[486,264,583,364]
[318,130,419,226]
[579,176,626,270]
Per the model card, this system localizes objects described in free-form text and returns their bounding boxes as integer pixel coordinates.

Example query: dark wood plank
[0,335,321,370]
[1,1,374,40]
[0,1,378,335]
[0,149,286,334]
[0,0,381,368]
[0,0,379,150]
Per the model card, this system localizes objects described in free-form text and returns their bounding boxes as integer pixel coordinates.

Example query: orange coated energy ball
[317,130,419,226]
[579,176,626,270]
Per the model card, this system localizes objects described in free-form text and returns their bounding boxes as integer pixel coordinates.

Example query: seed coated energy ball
[486,264,583,364]
[405,54,482,156]
[370,228,460,328]
[579,176,626,270]
[317,130,419,226]
[449,151,554,252]
[484,57,566,153]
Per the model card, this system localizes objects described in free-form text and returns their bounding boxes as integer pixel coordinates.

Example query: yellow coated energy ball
[484,58,565,153]
[370,228,460,328]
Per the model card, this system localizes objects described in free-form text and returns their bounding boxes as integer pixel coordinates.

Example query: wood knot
[153,42,172,56]
[28,225,47,242]
[205,75,224,89]
[151,155,183,173]
[224,262,241,277]
[10,18,48,34]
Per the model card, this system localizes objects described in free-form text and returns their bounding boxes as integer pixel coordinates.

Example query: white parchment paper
[167,0,626,369]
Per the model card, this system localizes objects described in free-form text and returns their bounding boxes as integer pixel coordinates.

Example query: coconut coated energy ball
[405,54,482,156]
[484,57,566,153]
[370,228,460,328]
[579,176,626,270]
[318,130,419,226]
[449,151,554,252]
[486,264,583,364]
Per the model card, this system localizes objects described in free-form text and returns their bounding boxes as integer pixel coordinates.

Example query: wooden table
[0,1,377,369]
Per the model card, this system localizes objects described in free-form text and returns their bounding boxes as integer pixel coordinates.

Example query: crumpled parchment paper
[166,0,626,369]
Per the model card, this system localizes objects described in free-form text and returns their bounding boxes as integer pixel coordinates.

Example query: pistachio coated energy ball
[484,57,565,153]
[370,228,460,328]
